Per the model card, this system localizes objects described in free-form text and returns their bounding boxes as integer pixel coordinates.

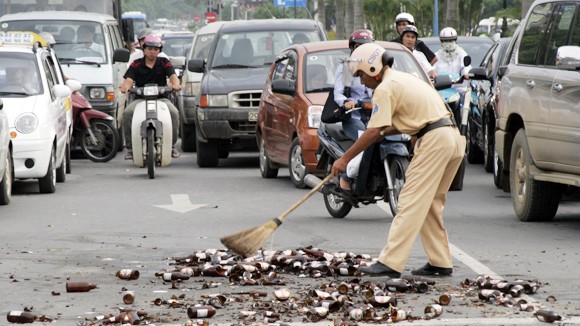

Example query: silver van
[496,0,580,221]
[0,11,130,128]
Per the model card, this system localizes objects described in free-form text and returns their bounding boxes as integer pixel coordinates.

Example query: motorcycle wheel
[387,155,409,217]
[323,162,351,218]
[147,128,155,179]
[80,120,119,163]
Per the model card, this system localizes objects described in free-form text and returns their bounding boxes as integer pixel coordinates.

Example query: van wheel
[181,122,197,152]
[289,138,306,189]
[466,119,483,164]
[0,149,13,205]
[258,134,278,178]
[39,147,57,194]
[196,138,219,167]
[510,129,563,222]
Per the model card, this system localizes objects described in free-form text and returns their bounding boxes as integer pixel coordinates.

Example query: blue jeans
[342,115,369,141]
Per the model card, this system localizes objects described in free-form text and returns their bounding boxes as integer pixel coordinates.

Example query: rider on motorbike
[432,27,472,98]
[391,12,437,65]
[400,25,436,78]
[333,29,374,192]
[119,34,181,160]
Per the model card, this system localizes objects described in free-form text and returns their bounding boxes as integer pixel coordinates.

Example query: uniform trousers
[378,125,465,272]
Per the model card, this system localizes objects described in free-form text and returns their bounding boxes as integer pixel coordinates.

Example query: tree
[444,0,459,29]
[353,0,364,29]
[317,0,326,32]
[335,0,345,39]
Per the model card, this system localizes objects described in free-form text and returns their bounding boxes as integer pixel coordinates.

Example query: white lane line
[448,242,502,279]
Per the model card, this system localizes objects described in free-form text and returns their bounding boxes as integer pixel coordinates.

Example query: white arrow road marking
[154,194,207,213]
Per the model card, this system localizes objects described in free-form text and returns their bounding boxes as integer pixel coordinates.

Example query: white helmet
[347,43,388,78]
[439,27,458,42]
[395,12,415,25]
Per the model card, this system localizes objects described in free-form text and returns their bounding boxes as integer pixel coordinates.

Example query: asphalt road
[1,147,579,325]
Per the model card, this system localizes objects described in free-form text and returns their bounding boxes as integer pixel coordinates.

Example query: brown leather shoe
[358,262,401,278]
[411,263,453,276]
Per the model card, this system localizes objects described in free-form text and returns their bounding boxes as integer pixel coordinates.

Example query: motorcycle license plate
[248,111,258,121]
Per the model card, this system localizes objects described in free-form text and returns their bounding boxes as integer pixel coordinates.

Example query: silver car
[495,0,580,221]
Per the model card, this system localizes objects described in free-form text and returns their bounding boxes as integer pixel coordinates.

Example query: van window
[518,2,553,65]
[543,3,577,66]
[191,34,216,60]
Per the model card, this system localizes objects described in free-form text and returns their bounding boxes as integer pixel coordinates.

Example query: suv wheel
[483,115,494,172]
[181,122,197,152]
[258,134,278,178]
[289,138,306,188]
[466,119,483,164]
[196,138,219,168]
[510,129,563,221]
[493,147,503,189]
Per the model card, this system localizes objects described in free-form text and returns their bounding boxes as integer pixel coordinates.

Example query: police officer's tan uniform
[367,68,465,273]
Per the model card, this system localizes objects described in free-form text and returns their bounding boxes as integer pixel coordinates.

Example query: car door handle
[525,80,535,88]
[552,83,563,92]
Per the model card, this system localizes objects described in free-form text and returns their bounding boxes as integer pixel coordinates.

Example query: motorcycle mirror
[463,56,471,67]
[433,74,452,90]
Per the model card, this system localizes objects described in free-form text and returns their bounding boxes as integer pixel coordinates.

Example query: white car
[0,32,72,193]
[0,98,13,205]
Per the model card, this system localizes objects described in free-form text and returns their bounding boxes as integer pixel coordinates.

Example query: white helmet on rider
[439,27,458,52]
[347,43,392,78]
[395,12,415,25]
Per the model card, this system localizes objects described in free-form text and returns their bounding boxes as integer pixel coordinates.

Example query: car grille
[229,90,262,109]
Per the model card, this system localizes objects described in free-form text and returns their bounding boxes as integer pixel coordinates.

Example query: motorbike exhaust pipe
[304,174,326,193]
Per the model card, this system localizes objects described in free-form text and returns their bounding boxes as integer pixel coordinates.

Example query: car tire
[258,134,278,178]
[196,138,219,168]
[289,138,307,189]
[0,149,13,205]
[493,147,503,189]
[39,147,57,194]
[483,115,494,172]
[466,119,483,164]
[181,122,197,152]
[510,129,563,222]
[56,147,66,183]
[65,140,72,174]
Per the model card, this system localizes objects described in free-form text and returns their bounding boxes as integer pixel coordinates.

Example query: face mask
[442,41,457,52]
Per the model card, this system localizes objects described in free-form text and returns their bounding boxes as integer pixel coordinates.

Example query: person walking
[331,43,465,278]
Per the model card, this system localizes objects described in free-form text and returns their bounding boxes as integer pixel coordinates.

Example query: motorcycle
[308,115,412,218]
[128,84,174,179]
[70,87,119,163]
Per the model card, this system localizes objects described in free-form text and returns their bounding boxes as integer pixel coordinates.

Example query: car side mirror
[66,79,82,92]
[113,48,130,63]
[497,65,508,78]
[53,84,72,98]
[188,58,205,73]
[271,79,295,95]
[467,67,489,80]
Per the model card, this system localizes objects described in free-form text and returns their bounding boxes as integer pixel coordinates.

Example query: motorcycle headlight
[308,105,323,128]
[143,86,160,96]
[15,113,38,134]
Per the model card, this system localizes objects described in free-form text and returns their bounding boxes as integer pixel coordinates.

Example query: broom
[220,174,333,257]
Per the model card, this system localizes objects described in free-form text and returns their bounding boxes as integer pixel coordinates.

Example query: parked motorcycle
[128,84,174,179]
[309,120,412,218]
[70,84,119,163]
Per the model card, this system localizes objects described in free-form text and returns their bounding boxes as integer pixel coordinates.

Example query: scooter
[128,84,174,179]
[309,118,412,218]
[71,89,119,162]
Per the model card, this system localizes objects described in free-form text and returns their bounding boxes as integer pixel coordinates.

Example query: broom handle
[276,174,333,223]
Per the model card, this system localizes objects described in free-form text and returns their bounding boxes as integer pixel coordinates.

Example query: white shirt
[412,49,434,76]
[333,64,373,120]
[433,46,472,93]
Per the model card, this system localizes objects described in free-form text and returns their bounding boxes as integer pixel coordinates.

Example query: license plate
[248,111,258,121]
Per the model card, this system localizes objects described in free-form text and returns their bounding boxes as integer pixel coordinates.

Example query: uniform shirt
[334,64,373,121]
[367,69,451,135]
[124,57,176,87]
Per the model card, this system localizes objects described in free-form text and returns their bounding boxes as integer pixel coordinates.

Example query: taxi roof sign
[0,31,49,47]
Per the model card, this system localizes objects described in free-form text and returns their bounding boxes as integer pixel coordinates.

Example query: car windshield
[304,49,349,93]
[424,38,495,67]
[162,34,194,57]
[1,20,107,64]
[211,30,322,69]
[0,53,42,96]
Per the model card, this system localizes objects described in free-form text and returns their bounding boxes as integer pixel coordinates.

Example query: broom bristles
[220,219,281,258]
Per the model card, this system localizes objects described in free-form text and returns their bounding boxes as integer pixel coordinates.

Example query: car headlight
[88,86,115,102]
[308,105,323,129]
[15,113,38,134]
[200,94,228,108]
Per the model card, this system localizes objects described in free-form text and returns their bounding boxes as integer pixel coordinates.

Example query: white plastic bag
[346,151,363,178]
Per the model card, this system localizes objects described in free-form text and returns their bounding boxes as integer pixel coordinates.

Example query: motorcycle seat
[324,122,352,142]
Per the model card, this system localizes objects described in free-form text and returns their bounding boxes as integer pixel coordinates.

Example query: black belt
[416,117,455,138]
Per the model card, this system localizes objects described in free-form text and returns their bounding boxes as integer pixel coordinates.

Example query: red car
[257,40,431,188]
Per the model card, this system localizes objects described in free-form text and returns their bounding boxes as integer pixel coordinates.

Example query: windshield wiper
[58,58,101,67]
[212,64,257,69]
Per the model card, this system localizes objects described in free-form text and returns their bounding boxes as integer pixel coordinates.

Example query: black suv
[186,19,326,167]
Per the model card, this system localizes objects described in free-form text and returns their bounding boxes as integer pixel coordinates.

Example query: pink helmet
[142,34,163,50]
